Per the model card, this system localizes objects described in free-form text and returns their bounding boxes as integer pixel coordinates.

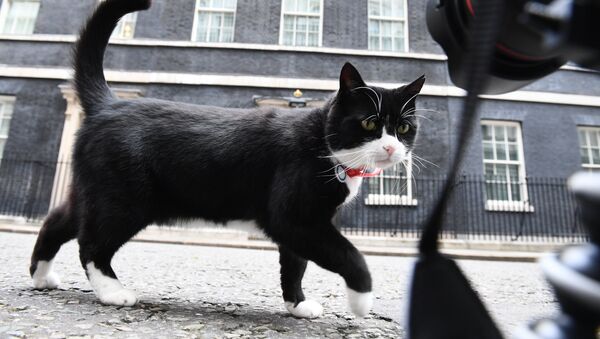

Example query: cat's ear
[400,75,426,96]
[339,62,366,92]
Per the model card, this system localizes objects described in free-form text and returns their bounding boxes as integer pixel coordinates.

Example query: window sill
[365,195,418,206]
[485,201,535,213]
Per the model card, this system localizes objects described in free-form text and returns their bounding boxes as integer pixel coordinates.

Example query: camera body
[427,0,600,94]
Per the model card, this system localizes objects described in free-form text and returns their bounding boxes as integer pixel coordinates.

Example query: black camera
[426,0,600,94]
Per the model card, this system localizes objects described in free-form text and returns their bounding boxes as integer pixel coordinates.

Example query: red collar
[345,167,382,178]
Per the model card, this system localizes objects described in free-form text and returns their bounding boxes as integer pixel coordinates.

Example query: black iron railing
[0,156,588,243]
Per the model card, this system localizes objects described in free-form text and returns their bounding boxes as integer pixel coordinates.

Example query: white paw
[346,288,373,317]
[98,288,138,307]
[285,300,323,319]
[32,260,60,290]
[32,271,61,290]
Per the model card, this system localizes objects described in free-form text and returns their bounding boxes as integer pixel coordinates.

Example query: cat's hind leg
[78,206,146,307]
[279,246,323,318]
[30,202,77,289]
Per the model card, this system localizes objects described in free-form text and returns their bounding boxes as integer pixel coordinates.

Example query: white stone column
[49,84,142,210]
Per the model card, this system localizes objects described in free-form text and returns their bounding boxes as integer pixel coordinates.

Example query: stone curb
[0,221,561,262]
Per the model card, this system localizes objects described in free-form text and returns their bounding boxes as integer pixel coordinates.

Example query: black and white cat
[29,0,424,319]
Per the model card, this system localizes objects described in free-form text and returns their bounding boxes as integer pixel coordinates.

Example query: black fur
[30,0,425,311]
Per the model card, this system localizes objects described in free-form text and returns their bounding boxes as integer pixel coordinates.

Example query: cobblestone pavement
[0,232,557,338]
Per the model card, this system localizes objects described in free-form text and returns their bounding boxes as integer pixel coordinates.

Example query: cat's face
[326,63,425,170]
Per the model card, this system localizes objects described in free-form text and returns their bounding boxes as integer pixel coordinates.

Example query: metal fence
[0,156,588,243]
[336,175,588,243]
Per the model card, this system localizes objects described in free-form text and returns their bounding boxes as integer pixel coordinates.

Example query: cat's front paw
[98,288,138,307]
[346,288,373,317]
[32,271,61,290]
[285,300,323,319]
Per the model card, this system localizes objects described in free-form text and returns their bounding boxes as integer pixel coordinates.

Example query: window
[0,97,15,160]
[482,121,532,211]
[113,12,137,39]
[578,127,600,172]
[365,158,416,205]
[99,1,137,39]
[280,0,322,47]
[0,0,40,35]
[192,0,237,42]
[368,0,407,52]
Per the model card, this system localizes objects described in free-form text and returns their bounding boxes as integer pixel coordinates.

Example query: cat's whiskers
[412,153,439,168]
[399,93,419,116]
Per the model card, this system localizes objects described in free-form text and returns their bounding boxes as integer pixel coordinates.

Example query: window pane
[296,31,306,46]
[212,0,223,8]
[593,149,600,165]
[508,165,519,180]
[283,0,295,12]
[0,119,10,137]
[368,19,379,35]
[483,142,494,160]
[392,0,404,17]
[297,0,308,12]
[482,125,492,141]
[507,126,517,142]
[494,126,505,141]
[223,0,237,9]
[308,0,320,13]
[511,183,521,201]
[368,0,380,16]
[2,0,40,34]
[382,0,392,16]
[308,17,319,32]
[307,32,318,46]
[283,31,294,45]
[381,21,392,35]
[224,13,235,28]
[296,16,307,33]
[591,133,599,147]
[508,144,519,161]
[369,36,379,50]
[284,16,294,30]
[496,142,507,161]
[382,37,392,50]
[581,147,590,164]
[579,130,587,145]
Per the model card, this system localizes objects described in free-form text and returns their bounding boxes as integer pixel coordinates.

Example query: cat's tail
[73,0,151,115]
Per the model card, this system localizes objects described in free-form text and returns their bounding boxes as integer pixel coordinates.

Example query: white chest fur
[343,176,363,204]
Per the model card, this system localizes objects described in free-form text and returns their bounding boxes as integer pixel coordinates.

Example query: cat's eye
[361,119,377,131]
[397,124,411,135]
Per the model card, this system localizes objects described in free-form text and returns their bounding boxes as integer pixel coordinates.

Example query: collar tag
[335,165,347,182]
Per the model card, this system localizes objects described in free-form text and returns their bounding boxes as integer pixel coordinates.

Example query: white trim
[3,65,600,107]
[3,33,600,73]
[279,0,323,47]
[365,194,417,206]
[485,200,535,213]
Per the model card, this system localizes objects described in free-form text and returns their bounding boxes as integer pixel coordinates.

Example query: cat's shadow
[25,286,314,326]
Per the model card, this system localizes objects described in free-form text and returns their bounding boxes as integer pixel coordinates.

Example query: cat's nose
[383,145,396,156]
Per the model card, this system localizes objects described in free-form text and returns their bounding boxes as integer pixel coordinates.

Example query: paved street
[0,232,557,338]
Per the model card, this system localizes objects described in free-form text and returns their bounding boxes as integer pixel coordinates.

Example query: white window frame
[365,155,417,206]
[0,95,16,161]
[278,0,323,47]
[0,0,40,35]
[578,126,600,172]
[367,0,409,53]
[481,120,533,212]
[191,0,237,43]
